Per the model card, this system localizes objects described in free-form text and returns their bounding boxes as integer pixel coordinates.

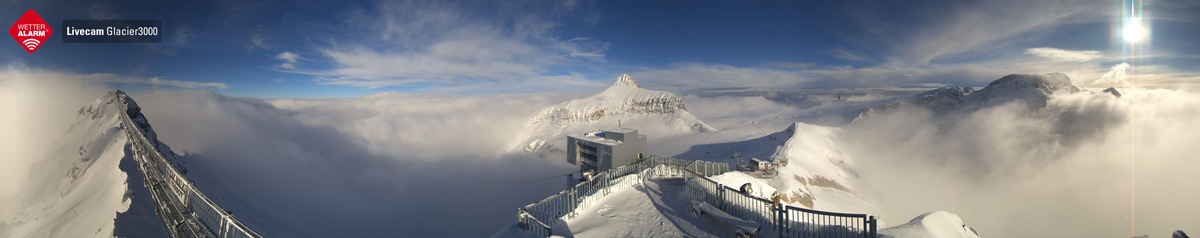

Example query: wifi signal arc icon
[9,9,53,54]
[22,39,39,50]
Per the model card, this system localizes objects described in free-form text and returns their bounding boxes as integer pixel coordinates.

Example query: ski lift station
[747,158,770,171]
[567,128,647,177]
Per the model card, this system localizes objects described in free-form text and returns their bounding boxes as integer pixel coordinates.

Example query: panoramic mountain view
[2,0,1198,237]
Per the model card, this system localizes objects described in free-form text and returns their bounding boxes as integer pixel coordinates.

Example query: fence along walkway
[682,165,877,238]
[516,155,877,238]
[115,91,262,238]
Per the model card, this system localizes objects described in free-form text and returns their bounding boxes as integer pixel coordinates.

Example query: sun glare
[1122,21,1146,44]
[1121,0,1147,45]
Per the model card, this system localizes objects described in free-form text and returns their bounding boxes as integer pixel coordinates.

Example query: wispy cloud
[172,27,193,47]
[774,0,1200,88]
[286,0,605,91]
[1025,47,1103,62]
[249,30,271,50]
[632,63,813,90]
[3,68,228,90]
[831,49,874,63]
[621,1,1138,91]
[1093,63,1130,86]
[92,74,227,90]
[142,77,228,90]
[773,62,817,69]
[276,51,300,70]
[870,0,1109,66]
[555,37,609,61]
[631,58,1197,92]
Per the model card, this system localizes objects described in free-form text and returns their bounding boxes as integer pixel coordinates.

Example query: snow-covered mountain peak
[853,73,1089,122]
[82,91,182,171]
[76,91,120,120]
[612,73,643,88]
[529,74,704,126]
[595,73,655,98]
[516,74,713,153]
[969,72,1084,100]
[984,72,1075,90]
[77,90,139,120]
[966,72,1080,107]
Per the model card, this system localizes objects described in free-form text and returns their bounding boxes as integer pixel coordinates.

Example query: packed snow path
[115,91,261,238]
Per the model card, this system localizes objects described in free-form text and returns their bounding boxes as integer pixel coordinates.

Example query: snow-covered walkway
[562,178,727,237]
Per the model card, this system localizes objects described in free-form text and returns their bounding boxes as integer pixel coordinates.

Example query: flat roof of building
[568,131,622,146]
[607,128,637,133]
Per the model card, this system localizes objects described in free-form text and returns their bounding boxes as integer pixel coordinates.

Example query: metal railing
[779,205,876,238]
[115,91,262,238]
[682,168,876,238]
[516,154,877,238]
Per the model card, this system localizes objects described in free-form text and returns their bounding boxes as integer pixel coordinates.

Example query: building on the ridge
[566,128,647,179]
[748,158,770,171]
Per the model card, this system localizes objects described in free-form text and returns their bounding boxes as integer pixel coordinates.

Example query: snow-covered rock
[1103,87,1122,97]
[911,87,974,110]
[612,73,642,88]
[514,74,713,156]
[879,211,981,238]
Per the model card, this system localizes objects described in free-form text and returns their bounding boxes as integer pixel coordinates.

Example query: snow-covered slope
[879,211,980,238]
[0,91,162,237]
[514,74,714,157]
[707,122,883,216]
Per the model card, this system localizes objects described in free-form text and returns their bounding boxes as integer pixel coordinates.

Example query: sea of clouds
[844,88,1200,237]
[3,66,1198,237]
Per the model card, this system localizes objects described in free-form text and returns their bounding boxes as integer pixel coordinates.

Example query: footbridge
[115,91,261,238]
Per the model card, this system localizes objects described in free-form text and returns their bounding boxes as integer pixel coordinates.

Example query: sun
[1122,21,1146,44]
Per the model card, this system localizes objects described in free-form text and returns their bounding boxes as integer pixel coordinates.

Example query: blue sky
[2,0,1198,98]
